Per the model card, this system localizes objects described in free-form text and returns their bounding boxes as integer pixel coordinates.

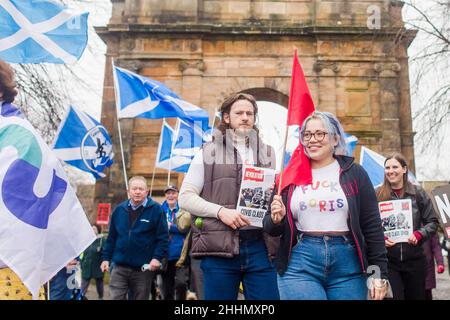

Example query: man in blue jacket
[101,176,168,300]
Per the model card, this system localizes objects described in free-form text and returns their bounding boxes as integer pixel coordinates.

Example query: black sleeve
[416,186,438,241]
[357,165,389,280]
[152,206,169,262]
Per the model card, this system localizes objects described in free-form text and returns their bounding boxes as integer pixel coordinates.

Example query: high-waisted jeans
[278,234,367,300]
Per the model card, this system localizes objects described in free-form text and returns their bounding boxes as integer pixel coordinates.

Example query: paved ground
[84,262,450,300]
[433,260,450,300]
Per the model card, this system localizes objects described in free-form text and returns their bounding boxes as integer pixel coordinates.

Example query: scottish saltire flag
[360,146,418,187]
[155,120,187,173]
[0,102,95,299]
[52,106,114,179]
[113,65,210,130]
[172,119,210,159]
[344,133,358,156]
[155,120,200,173]
[0,0,88,64]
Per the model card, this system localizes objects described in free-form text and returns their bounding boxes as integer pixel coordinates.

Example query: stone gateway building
[94,0,417,210]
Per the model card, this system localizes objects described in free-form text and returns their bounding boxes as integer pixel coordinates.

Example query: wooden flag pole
[167,119,180,185]
[277,123,290,196]
[116,118,129,191]
[149,164,157,197]
[112,59,129,192]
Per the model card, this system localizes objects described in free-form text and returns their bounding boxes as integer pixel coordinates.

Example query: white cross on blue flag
[0,0,88,64]
[52,106,114,179]
[155,120,188,173]
[172,119,211,159]
[155,120,210,173]
[113,65,210,130]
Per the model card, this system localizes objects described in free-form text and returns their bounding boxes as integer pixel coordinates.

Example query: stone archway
[95,0,416,211]
[240,88,288,109]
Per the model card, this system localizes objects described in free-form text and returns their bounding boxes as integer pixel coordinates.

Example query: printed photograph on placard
[378,199,413,243]
[237,165,276,228]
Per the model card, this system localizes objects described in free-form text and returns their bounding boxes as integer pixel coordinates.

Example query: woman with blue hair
[263,111,389,300]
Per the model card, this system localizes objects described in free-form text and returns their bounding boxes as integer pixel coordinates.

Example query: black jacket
[377,182,438,262]
[263,155,389,279]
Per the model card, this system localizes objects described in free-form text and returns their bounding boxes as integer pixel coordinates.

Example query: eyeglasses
[302,131,329,142]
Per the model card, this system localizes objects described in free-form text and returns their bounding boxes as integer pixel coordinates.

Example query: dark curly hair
[0,60,18,103]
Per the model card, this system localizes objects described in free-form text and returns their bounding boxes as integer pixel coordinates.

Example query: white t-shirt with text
[290,160,349,232]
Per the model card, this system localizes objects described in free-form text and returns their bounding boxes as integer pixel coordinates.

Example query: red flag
[277,49,315,192]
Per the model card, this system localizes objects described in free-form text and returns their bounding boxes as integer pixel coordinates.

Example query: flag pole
[150,162,157,197]
[277,46,298,196]
[277,124,290,196]
[117,118,129,191]
[167,119,179,185]
[112,60,129,191]
[211,107,218,129]
[276,47,315,195]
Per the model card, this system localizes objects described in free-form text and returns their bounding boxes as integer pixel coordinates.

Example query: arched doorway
[240,88,289,172]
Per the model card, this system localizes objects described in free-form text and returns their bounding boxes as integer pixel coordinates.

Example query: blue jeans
[201,237,279,300]
[278,234,367,300]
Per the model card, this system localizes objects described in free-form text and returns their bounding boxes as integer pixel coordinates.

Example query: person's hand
[65,259,78,272]
[149,258,161,272]
[100,261,109,273]
[270,195,286,224]
[438,265,445,274]
[217,207,250,230]
[369,278,388,300]
[408,234,419,246]
[385,237,396,248]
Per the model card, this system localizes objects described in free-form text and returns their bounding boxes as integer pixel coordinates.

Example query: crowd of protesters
[0,59,447,300]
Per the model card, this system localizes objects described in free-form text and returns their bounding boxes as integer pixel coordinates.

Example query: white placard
[379,199,413,243]
[236,165,276,228]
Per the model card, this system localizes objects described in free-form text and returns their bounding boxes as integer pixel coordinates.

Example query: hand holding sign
[218,207,250,230]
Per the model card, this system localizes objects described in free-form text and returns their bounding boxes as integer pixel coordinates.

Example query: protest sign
[237,165,276,228]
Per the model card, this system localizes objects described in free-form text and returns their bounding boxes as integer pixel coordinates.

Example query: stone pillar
[374,62,402,155]
[179,60,206,110]
[313,60,340,114]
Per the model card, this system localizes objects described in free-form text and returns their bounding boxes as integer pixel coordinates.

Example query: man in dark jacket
[101,176,168,300]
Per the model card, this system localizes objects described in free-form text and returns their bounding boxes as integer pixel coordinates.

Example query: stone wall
[95,0,416,208]
[75,184,96,223]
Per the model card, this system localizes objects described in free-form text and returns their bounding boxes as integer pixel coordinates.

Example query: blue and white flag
[113,65,210,130]
[155,120,188,173]
[0,0,88,64]
[155,120,203,173]
[172,119,210,158]
[52,106,114,179]
[344,133,358,157]
[0,102,95,299]
[283,125,300,168]
[360,146,418,187]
